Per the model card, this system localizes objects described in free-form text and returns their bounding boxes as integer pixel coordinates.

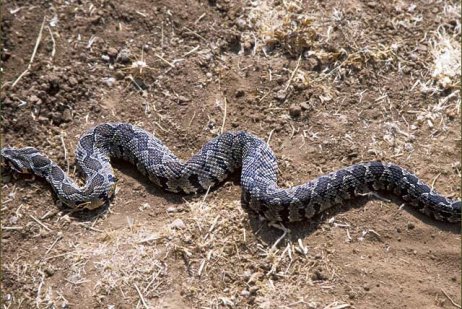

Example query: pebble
[235,89,245,98]
[235,18,247,30]
[300,102,310,111]
[289,104,301,118]
[62,109,72,122]
[44,267,55,277]
[311,269,328,281]
[167,206,177,213]
[170,218,186,230]
[29,94,42,104]
[102,77,116,87]
[107,47,118,58]
[114,70,125,80]
[367,2,377,8]
[407,222,415,230]
[68,76,78,86]
[305,57,319,71]
[177,95,190,104]
[274,89,286,101]
[116,48,132,64]
[240,289,250,297]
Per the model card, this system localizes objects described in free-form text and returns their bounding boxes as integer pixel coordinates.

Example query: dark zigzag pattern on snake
[1,123,460,223]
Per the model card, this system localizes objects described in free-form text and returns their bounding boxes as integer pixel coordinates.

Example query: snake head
[1,147,40,174]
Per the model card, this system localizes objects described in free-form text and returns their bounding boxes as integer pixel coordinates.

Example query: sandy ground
[1,0,461,308]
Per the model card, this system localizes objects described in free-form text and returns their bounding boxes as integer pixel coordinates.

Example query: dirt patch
[1,0,460,308]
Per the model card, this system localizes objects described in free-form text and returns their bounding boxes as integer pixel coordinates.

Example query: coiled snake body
[1,123,460,223]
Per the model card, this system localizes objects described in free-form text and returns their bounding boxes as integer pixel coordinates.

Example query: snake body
[1,123,460,223]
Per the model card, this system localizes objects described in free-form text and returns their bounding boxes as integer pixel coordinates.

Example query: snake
[1,123,460,223]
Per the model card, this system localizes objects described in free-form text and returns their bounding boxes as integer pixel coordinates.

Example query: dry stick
[12,16,46,88]
[155,54,175,68]
[134,284,149,309]
[36,273,45,308]
[441,289,461,309]
[284,54,302,92]
[221,97,227,134]
[183,45,200,57]
[267,128,275,145]
[28,214,52,232]
[46,26,56,59]
[44,234,63,256]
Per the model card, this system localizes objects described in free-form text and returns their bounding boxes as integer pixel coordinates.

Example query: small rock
[38,116,49,124]
[170,218,186,230]
[29,95,42,105]
[68,76,78,86]
[101,54,110,62]
[363,285,370,291]
[167,206,177,213]
[274,89,286,101]
[240,289,250,297]
[102,77,116,87]
[305,57,319,71]
[367,2,377,8]
[107,47,118,58]
[177,95,190,104]
[116,48,132,64]
[235,89,245,98]
[289,104,301,118]
[248,286,259,295]
[114,70,125,80]
[235,18,247,30]
[311,269,328,281]
[62,109,72,122]
[44,267,55,277]
[407,222,415,230]
[300,102,310,111]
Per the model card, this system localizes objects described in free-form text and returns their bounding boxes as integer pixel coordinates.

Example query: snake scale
[1,123,460,223]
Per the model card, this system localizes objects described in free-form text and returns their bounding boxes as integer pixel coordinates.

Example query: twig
[28,214,52,232]
[44,234,63,256]
[155,54,175,68]
[77,223,103,233]
[188,111,196,127]
[1,226,23,230]
[134,284,149,309]
[284,54,302,92]
[194,13,206,24]
[12,16,46,88]
[36,273,45,308]
[441,289,461,308]
[267,128,275,145]
[183,45,200,57]
[431,173,441,190]
[202,185,211,205]
[221,97,227,134]
[46,26,56,60]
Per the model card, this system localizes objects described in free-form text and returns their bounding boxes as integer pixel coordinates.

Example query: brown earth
[1,0,461,308]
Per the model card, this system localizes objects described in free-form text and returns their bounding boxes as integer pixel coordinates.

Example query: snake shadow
[246,192,460,247]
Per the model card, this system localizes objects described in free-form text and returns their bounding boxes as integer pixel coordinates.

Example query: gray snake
[1,123,460,223]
